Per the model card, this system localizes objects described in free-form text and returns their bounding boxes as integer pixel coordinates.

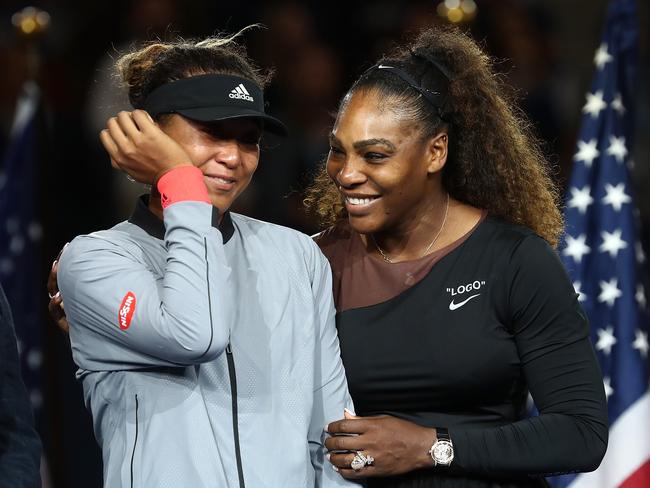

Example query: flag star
[611,93,625,115]
[599,229,628,258]
[603,376,614,399]
[636,242,646,263]
[632,330,649,358]
[596,326,617,355]
[598,278,622,307]
[6,217,19,234]
[594,43,613,69]
[27,222,43,241]
[602,183,632,211]
[0,258,14,275]
[636,284,646,308]
[30,390,43,409]
[9,235,25,255]
[567,186,594,213]
[573,281,587,302]
[583,90,607,118]
[574,139,600,167]
[27,350,42,370]
[606,135,628,163]
[563,234,591,263]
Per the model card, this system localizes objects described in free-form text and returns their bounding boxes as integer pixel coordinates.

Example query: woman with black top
[307,26,608,487]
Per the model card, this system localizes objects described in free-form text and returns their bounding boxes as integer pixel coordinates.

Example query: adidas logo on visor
[229,83,254,102]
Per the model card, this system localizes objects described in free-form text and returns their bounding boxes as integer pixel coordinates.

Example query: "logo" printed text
[446,280,486,311]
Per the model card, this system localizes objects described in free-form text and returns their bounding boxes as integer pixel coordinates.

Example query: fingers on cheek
[100,130,118,156]
[116,111,134,131]
[106,118,124,140]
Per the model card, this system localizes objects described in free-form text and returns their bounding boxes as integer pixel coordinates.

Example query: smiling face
[160,114,262,212]
[326,89,447,236]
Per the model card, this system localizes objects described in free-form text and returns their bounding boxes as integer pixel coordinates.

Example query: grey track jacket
[58,197,355,488]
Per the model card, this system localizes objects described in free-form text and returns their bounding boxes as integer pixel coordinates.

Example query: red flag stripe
[619,459,650,488]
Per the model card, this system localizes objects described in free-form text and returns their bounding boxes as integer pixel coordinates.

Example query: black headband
[142,74,287,136]
[410,49,453,82]
[363,53,451,119]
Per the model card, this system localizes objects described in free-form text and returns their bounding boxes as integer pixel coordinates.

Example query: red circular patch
[118,291,136,330]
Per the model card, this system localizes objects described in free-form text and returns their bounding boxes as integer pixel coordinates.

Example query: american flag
[551,0,650,486]
[0,80,45,426]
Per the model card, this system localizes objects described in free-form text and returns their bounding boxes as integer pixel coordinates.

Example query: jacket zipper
[130,394,139,488]
[226,344,246,488]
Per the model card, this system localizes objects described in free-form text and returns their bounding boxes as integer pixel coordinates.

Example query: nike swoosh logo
[449,293,481,311]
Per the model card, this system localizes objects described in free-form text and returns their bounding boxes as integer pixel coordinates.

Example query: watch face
[433,440,454,464]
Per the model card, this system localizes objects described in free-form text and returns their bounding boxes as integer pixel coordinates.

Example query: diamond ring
[350,452,374,471]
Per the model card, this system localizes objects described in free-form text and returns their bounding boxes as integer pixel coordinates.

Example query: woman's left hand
[325,410,436,479]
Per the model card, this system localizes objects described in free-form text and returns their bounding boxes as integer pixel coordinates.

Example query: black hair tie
[409,49,453,82]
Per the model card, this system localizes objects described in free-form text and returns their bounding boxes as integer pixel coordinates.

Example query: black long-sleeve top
[0,284,42,488]
[317,216,608,487]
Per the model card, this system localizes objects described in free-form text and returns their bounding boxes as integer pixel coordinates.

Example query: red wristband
[157,166,210,209]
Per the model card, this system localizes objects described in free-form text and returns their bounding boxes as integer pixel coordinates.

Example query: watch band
[436,427,450,441]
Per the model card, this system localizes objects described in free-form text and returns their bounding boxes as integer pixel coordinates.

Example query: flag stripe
[619,460,650,488]
[568,392,650,487]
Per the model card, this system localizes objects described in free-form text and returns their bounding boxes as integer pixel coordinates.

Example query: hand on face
[325,410,436,479]
[100,110,192,184]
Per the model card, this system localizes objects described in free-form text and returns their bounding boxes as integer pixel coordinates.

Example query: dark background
[0,1,648,486]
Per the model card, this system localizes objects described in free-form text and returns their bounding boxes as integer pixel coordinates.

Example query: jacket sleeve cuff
[157,166,211,209]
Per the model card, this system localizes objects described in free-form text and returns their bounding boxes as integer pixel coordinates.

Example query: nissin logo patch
[118,292,136,330]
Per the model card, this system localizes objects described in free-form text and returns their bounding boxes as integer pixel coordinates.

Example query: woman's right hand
[99,110,192,184]
[47,245,69,333]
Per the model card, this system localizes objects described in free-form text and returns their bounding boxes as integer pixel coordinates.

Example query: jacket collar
[128,195,234,244]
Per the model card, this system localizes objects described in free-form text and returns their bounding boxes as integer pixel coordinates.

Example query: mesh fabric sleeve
[450,235,608,476]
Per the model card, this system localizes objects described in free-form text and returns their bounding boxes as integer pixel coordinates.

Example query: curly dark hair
[304,25,563,246]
